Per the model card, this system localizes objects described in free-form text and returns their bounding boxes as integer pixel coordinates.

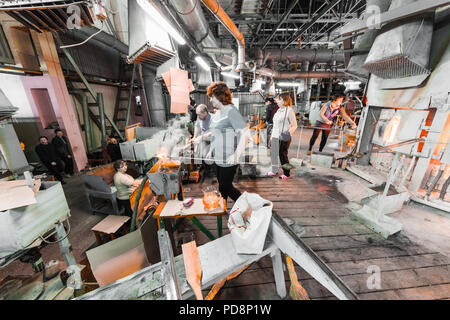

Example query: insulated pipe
[275,71,349,79]
[255,67,348,79]
[255,48,345,65]
[168,0,222,67]
[199,0,247,72]
[203,47,237,71]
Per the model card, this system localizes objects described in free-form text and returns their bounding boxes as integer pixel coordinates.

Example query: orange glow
[383,115,401,144]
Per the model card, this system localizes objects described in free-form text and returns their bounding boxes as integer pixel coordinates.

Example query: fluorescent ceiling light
[277,82,301,87]
[195,56,210,71]
[221,72,240,79]
[137,0,186,45]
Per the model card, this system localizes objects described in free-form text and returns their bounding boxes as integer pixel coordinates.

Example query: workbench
[153,198,227,240]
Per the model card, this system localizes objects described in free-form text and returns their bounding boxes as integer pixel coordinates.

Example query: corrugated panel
[59,31,121,81]
[0,0,95,33]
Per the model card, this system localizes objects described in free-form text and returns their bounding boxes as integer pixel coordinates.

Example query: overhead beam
[340,0,450,35]
[262,0,299,49]
[283,0,342,49]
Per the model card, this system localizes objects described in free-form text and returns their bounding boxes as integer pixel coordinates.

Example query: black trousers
[279,140,291,176]
[215,164,241,202]
[44,161,64,182]
[118,199,133,217]
[61,156,74,175]
[309,122,332,152]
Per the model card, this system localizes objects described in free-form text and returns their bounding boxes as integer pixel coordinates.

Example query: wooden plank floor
[175,175,450,300]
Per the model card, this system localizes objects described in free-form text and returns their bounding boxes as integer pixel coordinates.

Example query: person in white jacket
[267,92,298,180]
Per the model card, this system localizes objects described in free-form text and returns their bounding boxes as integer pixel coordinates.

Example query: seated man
[52,129,74,177]
[35,136,65,184]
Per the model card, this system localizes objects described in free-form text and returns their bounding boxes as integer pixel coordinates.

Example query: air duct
[199,0,247,72]
[254,48,345,66]
[362,0,434,83]
[203,47,237,72]
[168,0,223,66]
[256,68,349,79]
[346,0,391,80]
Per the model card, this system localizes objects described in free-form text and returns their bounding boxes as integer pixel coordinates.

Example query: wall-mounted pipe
[199,0,247,72]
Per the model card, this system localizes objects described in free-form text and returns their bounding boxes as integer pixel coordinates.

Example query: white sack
[227,192,273,254]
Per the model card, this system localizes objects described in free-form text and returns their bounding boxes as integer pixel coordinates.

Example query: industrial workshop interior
[0,0,449,305]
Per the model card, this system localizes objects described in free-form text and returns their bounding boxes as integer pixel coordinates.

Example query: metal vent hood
[362,0,434,84]
[0,0,96,33]
[127,0,176,66]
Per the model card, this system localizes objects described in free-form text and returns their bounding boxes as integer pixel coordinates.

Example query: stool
[91,215,130,245]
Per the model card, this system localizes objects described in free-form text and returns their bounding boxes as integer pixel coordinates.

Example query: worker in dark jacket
[52,129,74,177]
[106,137,122,162]
[265,97,279,148]
[35,136,65,184]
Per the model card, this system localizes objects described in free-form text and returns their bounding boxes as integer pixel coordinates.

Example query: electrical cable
[59,22,104,49]
[39,219,71,244]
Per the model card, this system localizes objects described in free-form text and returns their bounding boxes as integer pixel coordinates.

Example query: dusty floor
[1,127,449,299]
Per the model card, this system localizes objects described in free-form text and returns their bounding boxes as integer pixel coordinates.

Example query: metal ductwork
[275,71,349,79]
[142,65,167,127]
[254,48,345,66]
[127,0,176,66]
[168,0,222,67]
[0,0,96,33]
[199,0,247,72]
[256,67,348,79]
[362,0,434,82]
[203,48,238,71]
[346,0,391,80]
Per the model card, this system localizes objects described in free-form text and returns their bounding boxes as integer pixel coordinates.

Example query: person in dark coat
[106,137,122,162]
[265,97,279,148]
[35,136,65,184]
[52,129,74,177]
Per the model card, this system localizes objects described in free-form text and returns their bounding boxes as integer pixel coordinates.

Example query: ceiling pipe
[256,67,349,79]
[167,0,222,66]
[203,47,237,71]
[255,48,345,66]
[199,0,248,72]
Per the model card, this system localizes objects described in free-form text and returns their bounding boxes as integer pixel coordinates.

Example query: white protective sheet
[227,192,273,254]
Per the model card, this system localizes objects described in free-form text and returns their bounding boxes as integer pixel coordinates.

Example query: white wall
[0,74,34,118]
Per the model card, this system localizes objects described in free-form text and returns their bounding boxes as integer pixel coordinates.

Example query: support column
[24,32,88,171]
[142,65,167,127]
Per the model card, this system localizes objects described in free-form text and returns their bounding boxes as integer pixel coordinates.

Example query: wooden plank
[316,245,435,264]
[358,284,450,300]
[301,224,372,238]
